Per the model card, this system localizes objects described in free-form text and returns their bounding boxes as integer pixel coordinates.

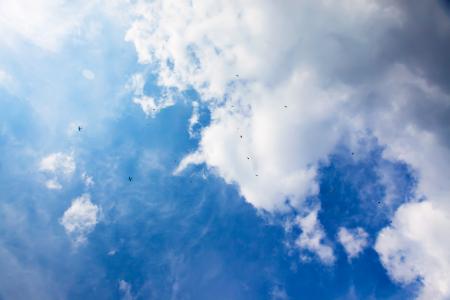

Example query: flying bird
[128,176,133,182]
[78,126,82,131]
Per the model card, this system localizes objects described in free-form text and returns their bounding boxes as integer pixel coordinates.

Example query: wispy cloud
[338,227,368,259]
[295,207,335,265]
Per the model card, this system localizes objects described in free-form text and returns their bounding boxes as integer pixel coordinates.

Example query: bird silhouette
[128,176,133,182]
[78,126,82,131]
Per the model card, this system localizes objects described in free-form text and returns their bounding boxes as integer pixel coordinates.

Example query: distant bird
[284,105,287,108]
[247,156,250,160]
[240,135,243,139]
[78,126,82,131]
[255,174,259,177]
[351,152,354,156]
[235,74,239,78]
[128,176,133,182]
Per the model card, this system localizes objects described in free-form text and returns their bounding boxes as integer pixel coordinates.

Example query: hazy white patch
[188,101,200,137]
[0,69,16,93]
[338,227,368,259]
[0,0,95,51]
[108,249,117,256]
[138,150,165,172]
[271,286,288,300]
[82,69,95,80]
[127,73,145,95]
[295,207,335,264]
[376,201,450,300]
[81,172,94,188]
[45,179,62,190]
[60,194,100,246]
[119,280,134,300]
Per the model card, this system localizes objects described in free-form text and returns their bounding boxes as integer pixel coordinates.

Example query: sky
[0,1,449,299]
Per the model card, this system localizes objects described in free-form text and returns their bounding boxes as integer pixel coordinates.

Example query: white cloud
[81,172,94,188]
[375,201,450,300]
[338,227,368,259]
[108,249,117,256]
[39,152,76,189]
[0,0,94,51]
[39,152,76,176]
[175,71,347,211]
[133,95,174,118]
[119,280,134,300]
[60,194,100,246]
[126,0,450,293]
[45,179,62,190]
[82,69,95,80]
[188,101,200,137]
[128,73,175,118]
[295,207,335,265]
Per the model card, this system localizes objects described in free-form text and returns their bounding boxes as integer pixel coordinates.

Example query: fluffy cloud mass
[60,194,100,246]
[39,152,76,175]
[376,201,450,299]
[125,0,450,298]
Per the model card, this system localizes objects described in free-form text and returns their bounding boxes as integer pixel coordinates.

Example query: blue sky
[0,1,449,299]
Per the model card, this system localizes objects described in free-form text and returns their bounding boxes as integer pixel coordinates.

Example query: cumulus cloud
[338,227,369,259]
[376,201,450,300]
[60,194,100,246]
[295,207,335,265]
[125,0,450,295]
